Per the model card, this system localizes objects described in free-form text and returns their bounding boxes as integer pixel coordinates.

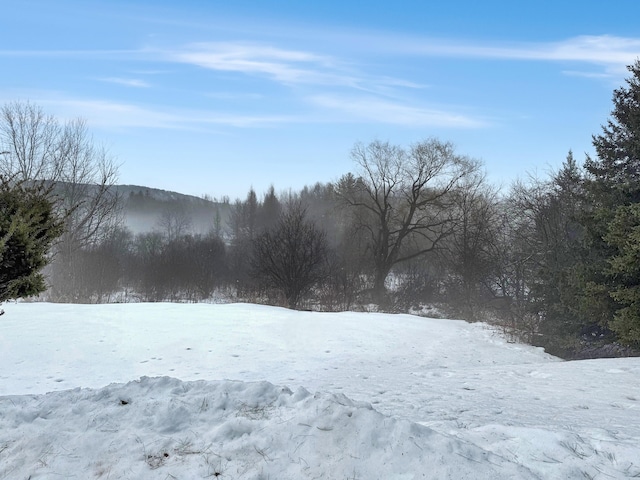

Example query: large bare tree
[0,101,120,300]
[0,102,61,181]
[336,138,478,303]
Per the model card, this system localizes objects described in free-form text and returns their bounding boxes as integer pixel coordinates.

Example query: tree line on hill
[2,61,640,358]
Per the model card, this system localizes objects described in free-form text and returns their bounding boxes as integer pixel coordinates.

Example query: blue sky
[2,0,640,200]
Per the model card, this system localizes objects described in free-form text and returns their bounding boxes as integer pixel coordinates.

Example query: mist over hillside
[115,185,232,237]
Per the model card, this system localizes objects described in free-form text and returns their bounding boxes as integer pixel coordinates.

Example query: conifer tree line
[2,61,640,357]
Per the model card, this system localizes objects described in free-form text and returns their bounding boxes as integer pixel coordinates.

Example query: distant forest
[3,61,640,360]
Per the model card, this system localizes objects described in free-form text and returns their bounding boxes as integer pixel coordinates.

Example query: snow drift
[1,376,535,479]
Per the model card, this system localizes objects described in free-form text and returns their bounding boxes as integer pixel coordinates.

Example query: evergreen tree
[578,60,640,345]
[604,204,640,345]
[589,60,640,203]
[531,153,586,349]
[0,179,63,303]
[259,185,281,231]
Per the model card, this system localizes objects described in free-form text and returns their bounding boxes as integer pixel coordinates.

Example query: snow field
[1,302,639,478]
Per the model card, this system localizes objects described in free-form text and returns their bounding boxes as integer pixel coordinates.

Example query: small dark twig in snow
[455,452,482,464]
[316,426,333,431]
[254,446,272,463]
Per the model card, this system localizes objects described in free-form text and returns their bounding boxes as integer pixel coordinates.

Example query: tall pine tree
[589,60,640,203]
[533,151,585,347]
[604,204,640,344]
[579,60,640,346]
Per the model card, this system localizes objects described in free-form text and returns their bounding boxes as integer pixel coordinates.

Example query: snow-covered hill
[1,303,639,479]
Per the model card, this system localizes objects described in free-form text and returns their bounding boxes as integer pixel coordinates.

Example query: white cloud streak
[33,97,295,130]
[3,34,638,72]
[0,49,142,58]
[98,77,151,88]
[561,70,614,79]
[170,42,339,85]
[382,35,640,74]
[168,42,416,92]
[309,95,487,128]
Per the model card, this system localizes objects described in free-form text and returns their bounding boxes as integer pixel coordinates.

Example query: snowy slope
[1,303,639,479]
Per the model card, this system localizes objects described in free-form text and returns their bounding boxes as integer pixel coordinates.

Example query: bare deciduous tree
[0,102,62,181]
[156,204,193,242]
[0,102,121,300]
[252,204,328,309]
[443,169,501,317]
[336,138,478,304]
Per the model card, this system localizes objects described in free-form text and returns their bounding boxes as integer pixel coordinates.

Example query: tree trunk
[373,264,391,308]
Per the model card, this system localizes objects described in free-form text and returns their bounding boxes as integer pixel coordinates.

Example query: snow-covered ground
[1,303,639,479]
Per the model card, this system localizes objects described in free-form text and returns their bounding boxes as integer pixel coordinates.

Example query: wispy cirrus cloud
[32,96,296,130]
[167,41,419,92]
[0,49,143,59]
[308,94,487,128]
[377,34,640,75]
[170,42,338,85]
[98,77,151,88]
[537,35,640,65]
[4,34,637,68]
[205,91,264,101]
[39,98,187,129]
[561,70,613,79]
[89,40,487,130]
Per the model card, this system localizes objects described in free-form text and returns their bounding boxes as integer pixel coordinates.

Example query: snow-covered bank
[1,303,639,478]
[0,376,535,479]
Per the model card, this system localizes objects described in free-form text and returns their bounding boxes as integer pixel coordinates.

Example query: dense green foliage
[573,60,640,348]
[0,179,63,302]
[605,204,640,344]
